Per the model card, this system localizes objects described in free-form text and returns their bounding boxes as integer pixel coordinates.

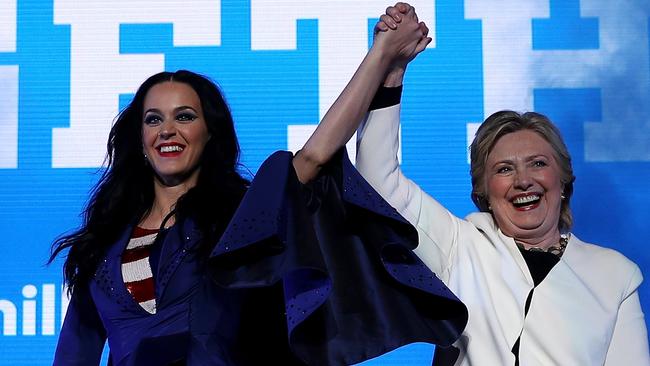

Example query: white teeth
[512,195,540,205]
[159,145,183,153]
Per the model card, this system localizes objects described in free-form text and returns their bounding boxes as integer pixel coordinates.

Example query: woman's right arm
[356,68,461,280]
[53,287,106,365]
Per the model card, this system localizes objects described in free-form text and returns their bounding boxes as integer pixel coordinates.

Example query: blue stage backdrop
[0,0,648,364]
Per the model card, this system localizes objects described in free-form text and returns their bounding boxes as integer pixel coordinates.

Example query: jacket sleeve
[604,266,650,365]
[53,286,107,366]
[356,99,462,279]
[210,150,468,365]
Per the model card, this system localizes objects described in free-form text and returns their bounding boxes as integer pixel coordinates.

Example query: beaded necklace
[516,234,569,257]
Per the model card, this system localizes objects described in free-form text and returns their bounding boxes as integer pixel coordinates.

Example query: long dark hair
[50,70,249,292]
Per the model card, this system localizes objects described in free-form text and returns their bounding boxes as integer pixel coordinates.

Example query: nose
[158,120,176,139]
[514,168,533,190]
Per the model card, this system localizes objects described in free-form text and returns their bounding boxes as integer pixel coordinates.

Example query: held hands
[292,3,428,184]
[373,3,430,85]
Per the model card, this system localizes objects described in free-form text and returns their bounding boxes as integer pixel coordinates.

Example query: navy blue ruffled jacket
[53,150,467,366]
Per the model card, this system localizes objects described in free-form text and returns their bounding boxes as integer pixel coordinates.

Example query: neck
[140,177,196,229]
[513,230,562,251]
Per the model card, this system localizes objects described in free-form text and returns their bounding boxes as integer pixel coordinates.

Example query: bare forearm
[293,47,393,183]
[293,4,428,183]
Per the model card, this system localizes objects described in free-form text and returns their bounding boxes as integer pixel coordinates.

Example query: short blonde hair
[469,110,575,232]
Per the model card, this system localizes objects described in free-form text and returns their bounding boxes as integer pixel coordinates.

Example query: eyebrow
[525,154,549,162]
[174,105,198,113]
[490,159,513,169]
[143,106,198,115]
[491,154,549,166]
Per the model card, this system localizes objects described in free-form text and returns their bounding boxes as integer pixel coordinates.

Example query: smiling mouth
[511,194,541,209]
[158,145,184,153]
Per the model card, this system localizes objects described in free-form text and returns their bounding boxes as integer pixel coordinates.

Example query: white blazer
[356,103,649,365]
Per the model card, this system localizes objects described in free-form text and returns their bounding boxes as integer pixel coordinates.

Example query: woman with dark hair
[51,7,469,366]
[355,3,650,365]
[51,71,248,298]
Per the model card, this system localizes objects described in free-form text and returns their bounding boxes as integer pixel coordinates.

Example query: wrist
[383,66,406,87]
[368,41,397,71]
[369,85,402,111]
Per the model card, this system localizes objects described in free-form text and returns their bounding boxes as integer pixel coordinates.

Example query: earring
[561,194,566,200]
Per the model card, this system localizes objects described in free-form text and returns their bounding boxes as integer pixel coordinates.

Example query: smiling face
[484,129,564,242]
[142,81,210,187]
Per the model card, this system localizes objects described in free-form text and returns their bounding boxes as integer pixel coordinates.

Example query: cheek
[195,126,210,144]
[540,170,563,193]
[486,176,508,200]
[142,127,157,146]
[191,125,211,150]
[197,135,210,156]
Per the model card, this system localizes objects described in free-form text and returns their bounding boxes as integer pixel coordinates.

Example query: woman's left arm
[53,286,107,365]
[604,266,650,365]
[292,5,430,183]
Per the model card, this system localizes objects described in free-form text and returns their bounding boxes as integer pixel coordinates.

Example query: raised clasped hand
[373,2,431,68]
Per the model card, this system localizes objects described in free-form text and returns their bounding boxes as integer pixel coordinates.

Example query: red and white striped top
[121,227,158,314]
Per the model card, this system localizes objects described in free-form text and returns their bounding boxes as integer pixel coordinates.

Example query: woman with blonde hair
[358,3,650,365]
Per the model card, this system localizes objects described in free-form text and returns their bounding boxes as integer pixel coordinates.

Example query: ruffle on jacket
[210,149,467,366]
